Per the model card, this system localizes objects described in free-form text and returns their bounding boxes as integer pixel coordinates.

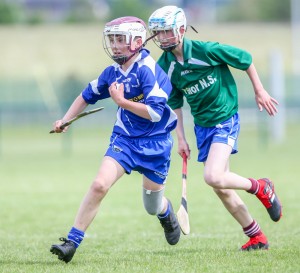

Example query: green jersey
[157,38,252,127]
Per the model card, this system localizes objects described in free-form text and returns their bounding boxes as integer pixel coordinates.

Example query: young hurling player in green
[148,6,282,251]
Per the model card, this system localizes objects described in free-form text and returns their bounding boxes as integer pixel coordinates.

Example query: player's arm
[109,82,152,120]
[246,63,279,116]
[54,95,88,133]
[210,43,279,116]
[174,108,191,159]
[167,83,190,157]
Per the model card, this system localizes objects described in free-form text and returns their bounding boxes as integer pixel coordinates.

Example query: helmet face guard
[103,17,147,65]
[150,28,179,52]
[148,5,186,52]
[103,33,132,65]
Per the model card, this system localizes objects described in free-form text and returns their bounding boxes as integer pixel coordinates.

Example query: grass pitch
[0,124,299,273]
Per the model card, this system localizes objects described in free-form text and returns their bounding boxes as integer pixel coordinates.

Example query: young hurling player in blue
[50,16,180,263]
[148,6,282,251]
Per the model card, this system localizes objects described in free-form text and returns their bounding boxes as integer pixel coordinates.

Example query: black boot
[158,199,181,245]
[50,237,76,263]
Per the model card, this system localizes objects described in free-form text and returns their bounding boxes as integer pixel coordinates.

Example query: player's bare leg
[50,156,125,262]
[214,188,252,227]
[212,187,268,250]
[203,143,269,250]
[74,156,125,231]
[204,145,252,226]
[204,143,252,190]
[204,142,282,220]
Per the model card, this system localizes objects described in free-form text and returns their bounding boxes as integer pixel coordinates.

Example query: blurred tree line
[0,0,291,25]
[220,0,291,22]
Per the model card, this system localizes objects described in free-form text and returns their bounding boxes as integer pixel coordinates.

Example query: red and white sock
[247,178,259,195]
[243,220,261,238]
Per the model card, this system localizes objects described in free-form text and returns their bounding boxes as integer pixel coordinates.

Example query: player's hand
[255,89,279,116]
[109,82,125,106]
[53,119,68,133]
[178,140,191,159]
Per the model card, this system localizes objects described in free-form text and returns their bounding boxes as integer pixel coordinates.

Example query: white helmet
[148,6,186,51]
[103,16,147,65]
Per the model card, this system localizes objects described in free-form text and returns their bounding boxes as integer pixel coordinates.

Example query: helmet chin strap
[160,34,182,52]
[112,55,129,65]
[160,43,178,52]
[160,25,198,53]
[160,28,185,52]
[163,26,197,53]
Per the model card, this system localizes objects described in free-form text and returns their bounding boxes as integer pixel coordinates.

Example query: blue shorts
[105,133,173,184]
[194,113,240,162]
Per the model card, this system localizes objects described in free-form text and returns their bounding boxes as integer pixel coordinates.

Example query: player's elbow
[146,105,162,122]
[151,115,162,122]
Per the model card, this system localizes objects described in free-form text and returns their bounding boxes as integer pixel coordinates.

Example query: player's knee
[204,171,223,188]
[90,180,110,196]
[143,188,164,215]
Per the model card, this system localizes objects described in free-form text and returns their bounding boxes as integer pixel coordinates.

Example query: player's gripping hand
[52,119,69,133]
[178,139,191,160]
[109,82,125,106]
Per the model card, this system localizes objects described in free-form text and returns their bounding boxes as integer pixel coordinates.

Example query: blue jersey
[82,49,177,137]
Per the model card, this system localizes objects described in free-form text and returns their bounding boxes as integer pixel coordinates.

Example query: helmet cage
[150,28,180,51]
[102,33,132,65]
[103,17,147,65]
[148,6,186,51]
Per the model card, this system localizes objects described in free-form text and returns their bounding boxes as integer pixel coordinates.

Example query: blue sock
[67,227,85,248]
[157,202,170,219]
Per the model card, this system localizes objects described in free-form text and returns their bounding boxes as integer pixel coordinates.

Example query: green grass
[0,125,299,273]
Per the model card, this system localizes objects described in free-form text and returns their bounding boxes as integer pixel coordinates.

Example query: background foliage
[0,0,292,25]
[220,0,290,22]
